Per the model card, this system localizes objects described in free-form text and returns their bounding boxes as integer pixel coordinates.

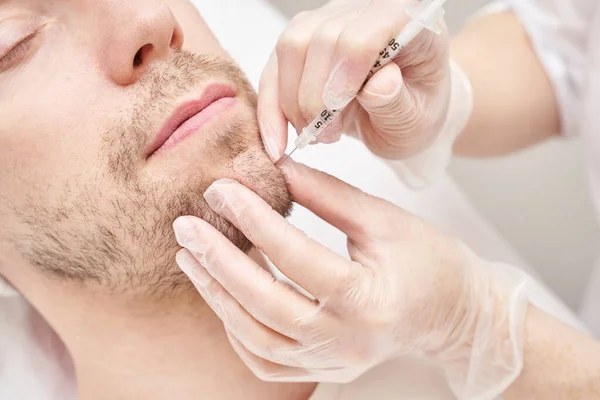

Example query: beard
[10,51,292,297]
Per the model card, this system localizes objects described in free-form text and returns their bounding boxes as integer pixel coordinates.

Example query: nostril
[133,44,154,68]
[133,49,143,67]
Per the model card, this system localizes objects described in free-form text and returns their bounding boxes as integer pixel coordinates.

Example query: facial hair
[9,51,292,297]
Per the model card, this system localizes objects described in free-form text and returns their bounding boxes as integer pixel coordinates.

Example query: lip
[147,84,238,158]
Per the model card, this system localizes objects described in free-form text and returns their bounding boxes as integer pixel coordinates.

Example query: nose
[101,0,184,86]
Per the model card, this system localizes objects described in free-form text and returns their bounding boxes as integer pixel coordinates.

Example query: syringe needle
[277,147,299,166]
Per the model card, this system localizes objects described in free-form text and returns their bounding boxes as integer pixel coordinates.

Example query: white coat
[492,0,600,334]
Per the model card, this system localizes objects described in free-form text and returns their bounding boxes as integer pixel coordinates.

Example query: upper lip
[147,84,237,157]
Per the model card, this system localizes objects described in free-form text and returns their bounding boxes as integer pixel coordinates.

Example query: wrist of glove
[387,60,473,189]
[428,243,530,400]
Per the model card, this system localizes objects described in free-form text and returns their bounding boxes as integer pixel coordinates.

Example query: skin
[452,12,561,156]
[0,0,290,292]
[0,0,314,399]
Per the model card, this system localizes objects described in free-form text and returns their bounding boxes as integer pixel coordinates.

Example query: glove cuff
[439,244,530,400]
[386,60,473,190]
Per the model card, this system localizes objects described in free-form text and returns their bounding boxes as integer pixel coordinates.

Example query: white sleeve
[0,276,18,298]
[480,0,596,137]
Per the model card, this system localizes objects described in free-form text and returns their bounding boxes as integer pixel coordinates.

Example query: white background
[266,0,600,310]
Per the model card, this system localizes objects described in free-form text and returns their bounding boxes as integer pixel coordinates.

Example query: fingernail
[259,120,283,161]
[173,216,210,254]
[363,69,403,100]
[323,62,355,110]
[279,158,300,180]
[365,77,402,98]
[204,179,238,214]
[360,64,404,104]
[324,89,354,110]
[176,250,212,286]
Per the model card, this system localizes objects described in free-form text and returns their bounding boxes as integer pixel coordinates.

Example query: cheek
[1,102,96,177]
[182,24,225,56]
[0,30,133,179]
[0,73,127,209]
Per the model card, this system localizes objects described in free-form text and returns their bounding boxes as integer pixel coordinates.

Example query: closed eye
[0,31,38,71]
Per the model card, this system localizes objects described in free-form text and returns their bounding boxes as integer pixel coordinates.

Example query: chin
[140,115,293,261]
[160,140,292,245]
[228,144,293,218]
[172,109,292,214]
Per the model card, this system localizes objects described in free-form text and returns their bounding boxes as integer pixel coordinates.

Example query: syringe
[280,0,447,163]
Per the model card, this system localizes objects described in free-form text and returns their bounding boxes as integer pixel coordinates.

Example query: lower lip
[155,97,238,155]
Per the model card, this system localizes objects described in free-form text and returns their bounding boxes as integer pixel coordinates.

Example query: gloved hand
[258,0,471,184]
[173,160,529,399]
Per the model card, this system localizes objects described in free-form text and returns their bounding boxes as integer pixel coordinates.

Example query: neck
[74,290,315,400]
[10,259,316,400]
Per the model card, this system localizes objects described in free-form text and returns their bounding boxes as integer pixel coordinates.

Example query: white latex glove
[386,60,472,189]
[258,0,454,164]
[173,160,529,399]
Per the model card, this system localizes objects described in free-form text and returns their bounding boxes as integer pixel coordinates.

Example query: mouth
[147,84,238,158]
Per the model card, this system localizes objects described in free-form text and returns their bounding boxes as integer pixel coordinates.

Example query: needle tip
[276,147,298,166]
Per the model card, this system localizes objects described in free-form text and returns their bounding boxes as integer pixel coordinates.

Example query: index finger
[280,160,392,241]
[203,179,361,302]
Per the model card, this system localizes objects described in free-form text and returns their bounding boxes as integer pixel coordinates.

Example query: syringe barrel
[295,108,342,149]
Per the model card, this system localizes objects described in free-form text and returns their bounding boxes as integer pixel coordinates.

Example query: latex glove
[173,161,530,399]
[385,60,472,189]
[258,0,455,162]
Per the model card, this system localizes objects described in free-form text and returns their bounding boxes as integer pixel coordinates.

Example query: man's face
[0,0,291,294]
